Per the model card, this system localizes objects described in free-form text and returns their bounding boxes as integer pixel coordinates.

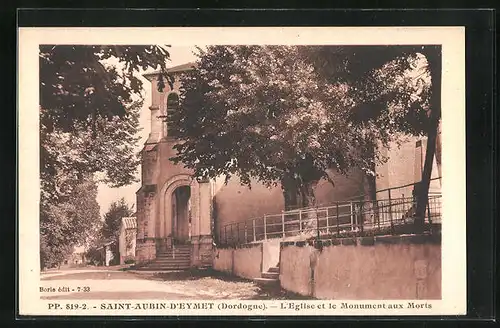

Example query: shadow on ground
[139,268,315,300]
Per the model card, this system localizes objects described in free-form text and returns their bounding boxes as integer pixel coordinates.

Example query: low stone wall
[280,234,441,300]
[262,239,281,272]
[213,241,270,279]
[233,243,263,279]
[213,248,233,274]
[135,239,156,263]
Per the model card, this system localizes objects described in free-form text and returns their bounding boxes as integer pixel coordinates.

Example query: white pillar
[198,181,212,236]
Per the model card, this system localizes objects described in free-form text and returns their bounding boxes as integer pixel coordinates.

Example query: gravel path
[39,267,301,300]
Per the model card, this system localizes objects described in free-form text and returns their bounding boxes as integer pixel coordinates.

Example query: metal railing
[218,193,442,247]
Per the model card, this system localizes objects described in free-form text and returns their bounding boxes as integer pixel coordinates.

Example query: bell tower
[135,62,214,268]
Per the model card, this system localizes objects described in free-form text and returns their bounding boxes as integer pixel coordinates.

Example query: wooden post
[350,202,354,231]
[253,220,256,242]
[427,197,433,225]
[236,223,240,244]
[336,203,340,234]
[299,210,302,231]
[263,215,267,240]
[316,207,320,242]
[388,189,394,233]
[326,208,330,234]
[282,212,285,238]
[244,221,248,243]
[230,224,233,245]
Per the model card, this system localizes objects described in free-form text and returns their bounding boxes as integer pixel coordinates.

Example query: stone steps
[137,265,191,271]
[254,264,280,287]
[261,271,279,279]
[136,246,192,271]
[253,277,280,286]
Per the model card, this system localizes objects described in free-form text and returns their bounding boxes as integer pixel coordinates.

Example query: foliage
[102,198,134,260]
[40,177,101,269]
[40,45,171,201]
[302,45,442,227]
[40,45,171,134]
[171,46,386,208]
[302,45,439,136]
[39,45,170,268]
[84,245,105,266]
[124,258,136,265]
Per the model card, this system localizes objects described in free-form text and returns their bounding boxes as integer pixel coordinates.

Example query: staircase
[254,264,280,287]
[137,244,192,271]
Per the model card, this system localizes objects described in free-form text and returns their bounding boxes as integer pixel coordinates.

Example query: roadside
[39,266,314,300]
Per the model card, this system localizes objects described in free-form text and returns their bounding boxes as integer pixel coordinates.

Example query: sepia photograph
[18,27,466,316]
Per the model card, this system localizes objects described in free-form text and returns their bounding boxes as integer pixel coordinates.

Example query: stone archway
[158,174,200,247]
[171,185,191,243]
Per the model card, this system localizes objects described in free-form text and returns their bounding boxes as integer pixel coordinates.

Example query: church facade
[134,63,442,267]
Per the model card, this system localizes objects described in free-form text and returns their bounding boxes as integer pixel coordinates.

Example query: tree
[101,198,134,264]
[170,46,380,212]
[40,176,101,269]
[303,45,442,230]
[40,45,171,201]
[39,45,171,267]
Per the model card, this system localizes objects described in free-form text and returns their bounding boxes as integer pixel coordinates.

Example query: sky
[96,46,198,216]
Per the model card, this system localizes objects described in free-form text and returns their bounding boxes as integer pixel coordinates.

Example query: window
[166,93,179,113]
[166,93,180,137]
[143,220,148,239]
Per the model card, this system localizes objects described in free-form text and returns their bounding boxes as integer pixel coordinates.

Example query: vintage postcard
[18,26,466,316]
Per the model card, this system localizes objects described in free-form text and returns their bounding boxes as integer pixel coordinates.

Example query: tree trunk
[300,180,319,234]
[281,174,301,211]
[435,121,442,179]
[415,48,442,231]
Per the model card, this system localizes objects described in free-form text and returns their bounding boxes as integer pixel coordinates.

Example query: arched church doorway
[171,185,191,244]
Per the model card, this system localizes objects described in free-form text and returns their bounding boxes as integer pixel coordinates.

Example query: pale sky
[96,46,198,216]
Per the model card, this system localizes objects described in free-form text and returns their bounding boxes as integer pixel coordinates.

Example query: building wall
[376,135,441,200]
[213,169,368,238]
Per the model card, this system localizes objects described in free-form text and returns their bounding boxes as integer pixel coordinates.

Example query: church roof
[143,62,197,81]
[121,217,137,230]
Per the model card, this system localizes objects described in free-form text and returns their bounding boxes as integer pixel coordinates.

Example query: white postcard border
[18,26,466,316]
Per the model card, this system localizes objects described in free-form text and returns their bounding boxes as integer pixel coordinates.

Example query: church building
[134,62,442,268]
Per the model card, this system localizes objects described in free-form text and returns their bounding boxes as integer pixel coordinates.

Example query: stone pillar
[190,179,213,267]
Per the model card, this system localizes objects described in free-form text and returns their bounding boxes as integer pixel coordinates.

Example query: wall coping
[280,233,441,249]
[215,241,264,250]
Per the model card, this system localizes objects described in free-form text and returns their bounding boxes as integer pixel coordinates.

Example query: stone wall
[213,248,233,274]
[233,244,263,280]
[190,235,214,268]
[279,234,441,300]
[212,239,282,279]
[212,242,266,280]
[135,239,156,263]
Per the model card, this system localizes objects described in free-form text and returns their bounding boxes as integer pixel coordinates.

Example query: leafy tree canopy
[40,176,101,269]
[39,45,170,267]
[170,45,432,208]
[302,45,439,136]
[40,45,171,202]
[102,198,134,243]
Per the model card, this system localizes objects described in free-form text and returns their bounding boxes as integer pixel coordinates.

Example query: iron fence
[218,193,442,246]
